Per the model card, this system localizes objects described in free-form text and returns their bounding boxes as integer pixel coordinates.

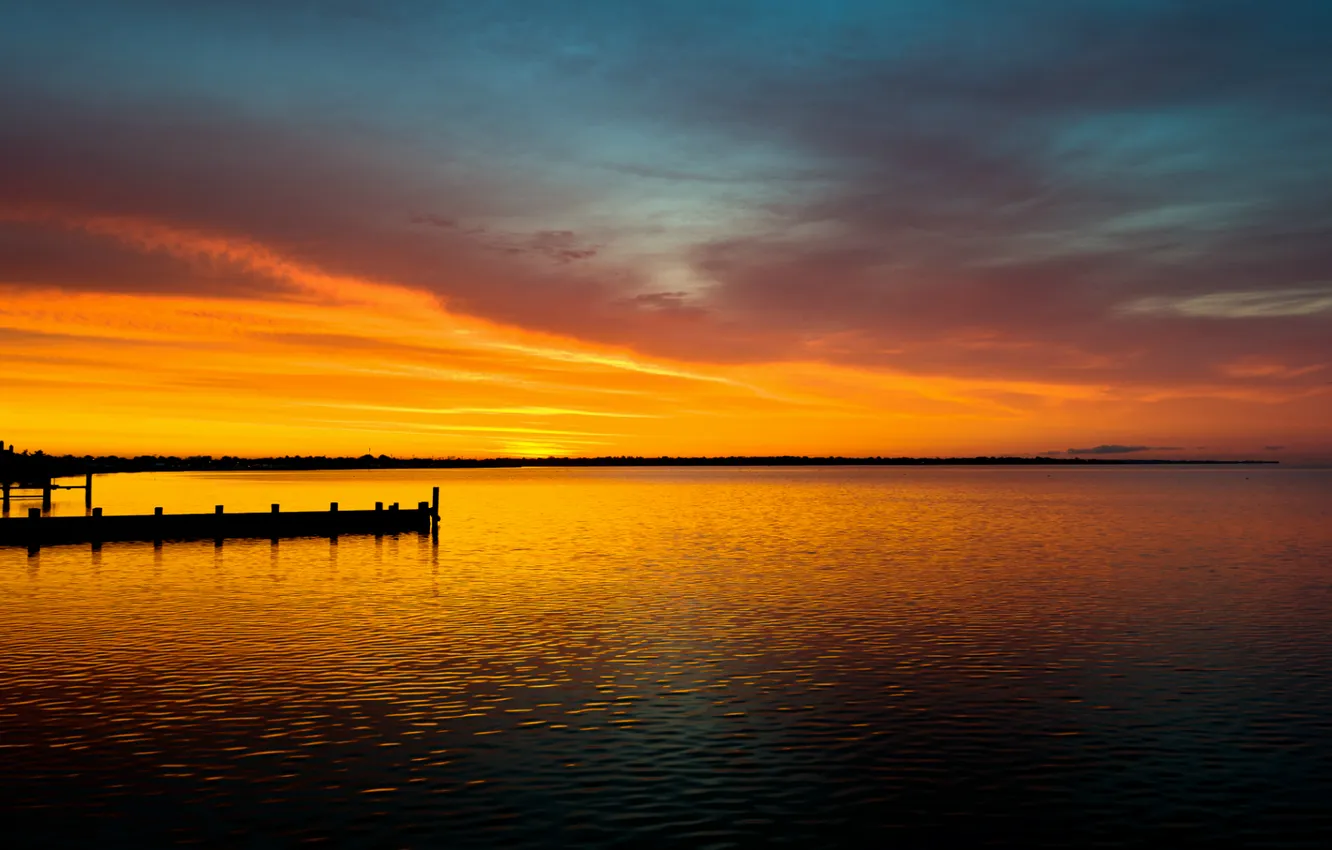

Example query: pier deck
[1,492,440,551]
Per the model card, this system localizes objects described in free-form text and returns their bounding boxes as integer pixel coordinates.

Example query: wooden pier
[1,472,93,513]
[1,489,441,552]
[2,439,94,513]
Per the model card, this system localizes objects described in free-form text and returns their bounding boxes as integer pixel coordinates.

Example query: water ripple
[2,467,1331,847]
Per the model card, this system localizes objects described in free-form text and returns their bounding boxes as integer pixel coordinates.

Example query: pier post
[272,504,280,513]
[3,481,11,513]
[431,486,440,539]
[85,472,93,509]
[330,502,338,512]
[42,480,52,513]
[216,505,224,514]
[91,507,102,550]
[375,502,383,511]
[154,506,163,547]
[28,507,40,555]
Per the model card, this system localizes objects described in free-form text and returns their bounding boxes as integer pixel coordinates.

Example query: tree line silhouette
[1,439,1273,483]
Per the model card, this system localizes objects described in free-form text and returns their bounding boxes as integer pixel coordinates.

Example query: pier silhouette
[1,440,92,514]
[4,443,441,551]
[1,488,441,553]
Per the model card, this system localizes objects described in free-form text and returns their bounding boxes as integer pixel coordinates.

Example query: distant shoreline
[16,454,1281,477]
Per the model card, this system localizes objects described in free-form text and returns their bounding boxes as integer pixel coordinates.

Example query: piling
[27,507,40,556]
[431,486,441,541]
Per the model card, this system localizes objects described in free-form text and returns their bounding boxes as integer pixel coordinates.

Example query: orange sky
[2,214,1326,460]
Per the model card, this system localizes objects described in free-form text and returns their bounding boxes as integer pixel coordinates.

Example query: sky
[2,0,1330,460]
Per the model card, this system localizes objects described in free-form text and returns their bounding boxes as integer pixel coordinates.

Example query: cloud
[514,230,599,264]
[1120,288,1332,319]
[1066,445,1183,455]
[1221,358,1326,379]
[1,0,1330,391]
[410,213,458,229]
[0,218,288,296]
[659,1,1332,379]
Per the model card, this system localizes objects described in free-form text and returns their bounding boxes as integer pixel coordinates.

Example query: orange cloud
[2,207,1328,460]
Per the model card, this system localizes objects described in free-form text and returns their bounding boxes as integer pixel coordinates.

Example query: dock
[2,442,94,513]
[1,489,441,552]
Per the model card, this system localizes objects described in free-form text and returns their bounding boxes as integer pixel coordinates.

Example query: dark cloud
[0,84,799,362]
[669,0,1332,380]
[410,213,458,229]
[520,231,598,264]
[1066,445,1183,455]
[0,87,625,322]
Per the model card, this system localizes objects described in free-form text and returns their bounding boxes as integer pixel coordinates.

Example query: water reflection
[2,467,1331,847]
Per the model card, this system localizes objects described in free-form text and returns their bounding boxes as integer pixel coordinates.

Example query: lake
[3,466,1331,847]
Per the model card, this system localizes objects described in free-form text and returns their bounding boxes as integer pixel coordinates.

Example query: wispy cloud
[305,402,660,419]
[1120,288,1332,319]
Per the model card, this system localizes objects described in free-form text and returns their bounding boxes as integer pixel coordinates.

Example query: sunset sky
[3,1,1330,460]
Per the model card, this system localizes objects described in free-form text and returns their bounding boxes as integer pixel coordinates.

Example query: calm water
[3,466,1331,847]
